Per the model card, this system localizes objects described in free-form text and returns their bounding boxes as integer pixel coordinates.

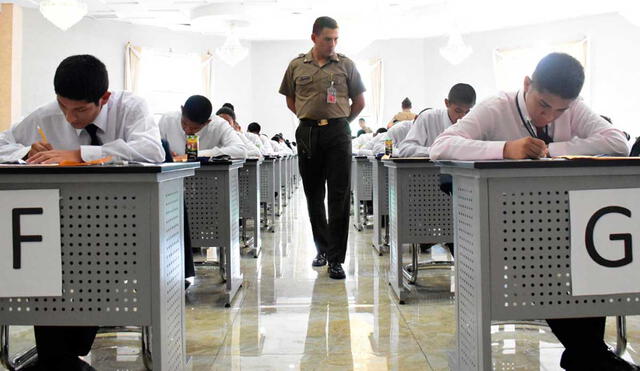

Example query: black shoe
[561,349,639,371]
[328,262,346,279]
[185,279,192,290]
[312,253,327,267]
[592,350,640,371]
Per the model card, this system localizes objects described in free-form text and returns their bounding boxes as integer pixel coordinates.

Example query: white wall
[249,40,308,139]
[18,10,640,139]
[20,8,253,122]
[418,12,640,137]
[250,12,640,138]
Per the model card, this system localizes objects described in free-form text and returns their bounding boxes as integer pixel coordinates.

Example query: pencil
[37,126,48,144]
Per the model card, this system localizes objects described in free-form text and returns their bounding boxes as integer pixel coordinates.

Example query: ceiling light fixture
[216,22,249,67]
[39,0,88,31]
[439,31,472,65]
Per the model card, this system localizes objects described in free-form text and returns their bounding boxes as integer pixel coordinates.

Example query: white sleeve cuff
[80,145,103,162]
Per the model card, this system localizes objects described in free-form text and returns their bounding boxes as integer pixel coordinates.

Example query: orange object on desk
[59,156,113,166]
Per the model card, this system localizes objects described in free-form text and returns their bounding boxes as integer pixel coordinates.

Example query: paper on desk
[554,155,640,160]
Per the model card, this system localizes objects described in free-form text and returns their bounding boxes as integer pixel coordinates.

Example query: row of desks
[0,155,299,371]
[354,156,640,370]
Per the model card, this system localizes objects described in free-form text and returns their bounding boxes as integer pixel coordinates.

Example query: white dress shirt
[357,132,386,156]
[259,134,276,156]
[270,140,293,155]
[0,91,164,163]
[352,132,373,152]
[245,132,272,156]
[236,131,262,158]
[384,120,413,155]
[397,109,451,157]
[430,91,630,160]
[158,111,247,159]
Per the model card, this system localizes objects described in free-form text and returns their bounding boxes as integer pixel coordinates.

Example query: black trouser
[547,317,607,365]
[34,325,99,366]
[295,118,352,263]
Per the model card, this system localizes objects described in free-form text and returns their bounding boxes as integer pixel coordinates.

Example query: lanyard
[515,91,550,142]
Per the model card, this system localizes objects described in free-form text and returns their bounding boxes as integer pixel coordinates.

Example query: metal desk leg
[616,316,627,356]
[402,244,454,285]
[0,325,38,371]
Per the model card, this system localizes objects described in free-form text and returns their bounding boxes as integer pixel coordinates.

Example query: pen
[37,126,48,144]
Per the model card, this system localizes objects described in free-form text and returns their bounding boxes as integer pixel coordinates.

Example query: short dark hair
[312,16,338,35]
[54,55,109,105]
[247,122,261,133]
[531,53,584,100]
[375,128,387,134]
[359,118,365,122]
[401,97,412,109]
[181,95,212,124]
[448,83,476,106]
[216,107,236,121]
[222,102,235,111]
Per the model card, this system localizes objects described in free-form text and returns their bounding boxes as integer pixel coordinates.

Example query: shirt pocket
[295,75,314,98]
[332,72,349,97]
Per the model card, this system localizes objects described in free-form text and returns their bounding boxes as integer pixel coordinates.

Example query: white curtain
[369,58,384,127]
[124,42,142,94]
[201,51,213,99]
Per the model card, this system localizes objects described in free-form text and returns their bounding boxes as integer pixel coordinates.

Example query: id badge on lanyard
[327,73,337,104]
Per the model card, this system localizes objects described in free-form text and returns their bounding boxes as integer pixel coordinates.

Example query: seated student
[357,127,387,156]
[387,97,417,128]
[270,133,293,155]
[352,131,374,152]
[158,97,246,159]
[246,122,274,156]
[376,119,413,155]
[398,83,476,158]
[0,57,164,165]
[0,54,164,371]
[356,118,373,137]
[215,107,262,158]
[430,53,633,371]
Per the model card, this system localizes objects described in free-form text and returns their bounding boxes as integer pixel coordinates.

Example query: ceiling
[10,0,638,42]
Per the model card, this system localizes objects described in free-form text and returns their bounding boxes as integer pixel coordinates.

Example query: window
[352,58,383,136]
[131,47,213,120]
[494,38,589,102]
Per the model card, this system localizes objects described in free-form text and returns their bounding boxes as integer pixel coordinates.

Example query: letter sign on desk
[0,190,62,297]
[570,188,640,296]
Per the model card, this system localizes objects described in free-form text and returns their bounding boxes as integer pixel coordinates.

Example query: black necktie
[535,126,553,145]
[85,124,102,146]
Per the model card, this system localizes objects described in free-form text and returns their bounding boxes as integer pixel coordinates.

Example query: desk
[369,156,389,255]
[352,156,373,231]
[185,159,245,307]
[239,158,262,258]
[259,157,277,233]
[438,159,640,370]
[0,163,197,371]
[274,157,282,217]
[383,158,453,303]
[280,156,289,208]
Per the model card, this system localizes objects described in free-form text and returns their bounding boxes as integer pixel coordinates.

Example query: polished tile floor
[4,186,640,370]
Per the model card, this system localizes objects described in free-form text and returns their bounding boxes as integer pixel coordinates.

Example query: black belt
[299,117,347,127]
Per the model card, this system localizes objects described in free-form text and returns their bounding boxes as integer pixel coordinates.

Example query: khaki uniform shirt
[392,111,417,122]
[279,49,366,120]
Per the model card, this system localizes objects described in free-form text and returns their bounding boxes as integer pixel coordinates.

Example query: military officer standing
[279,16,365,279]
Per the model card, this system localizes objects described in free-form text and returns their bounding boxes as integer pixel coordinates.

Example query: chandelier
[439,32,472,65]
[39,0,88,31]
[216,24,249,67]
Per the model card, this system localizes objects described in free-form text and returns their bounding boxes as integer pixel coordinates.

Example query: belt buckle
[318,119,329,126]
